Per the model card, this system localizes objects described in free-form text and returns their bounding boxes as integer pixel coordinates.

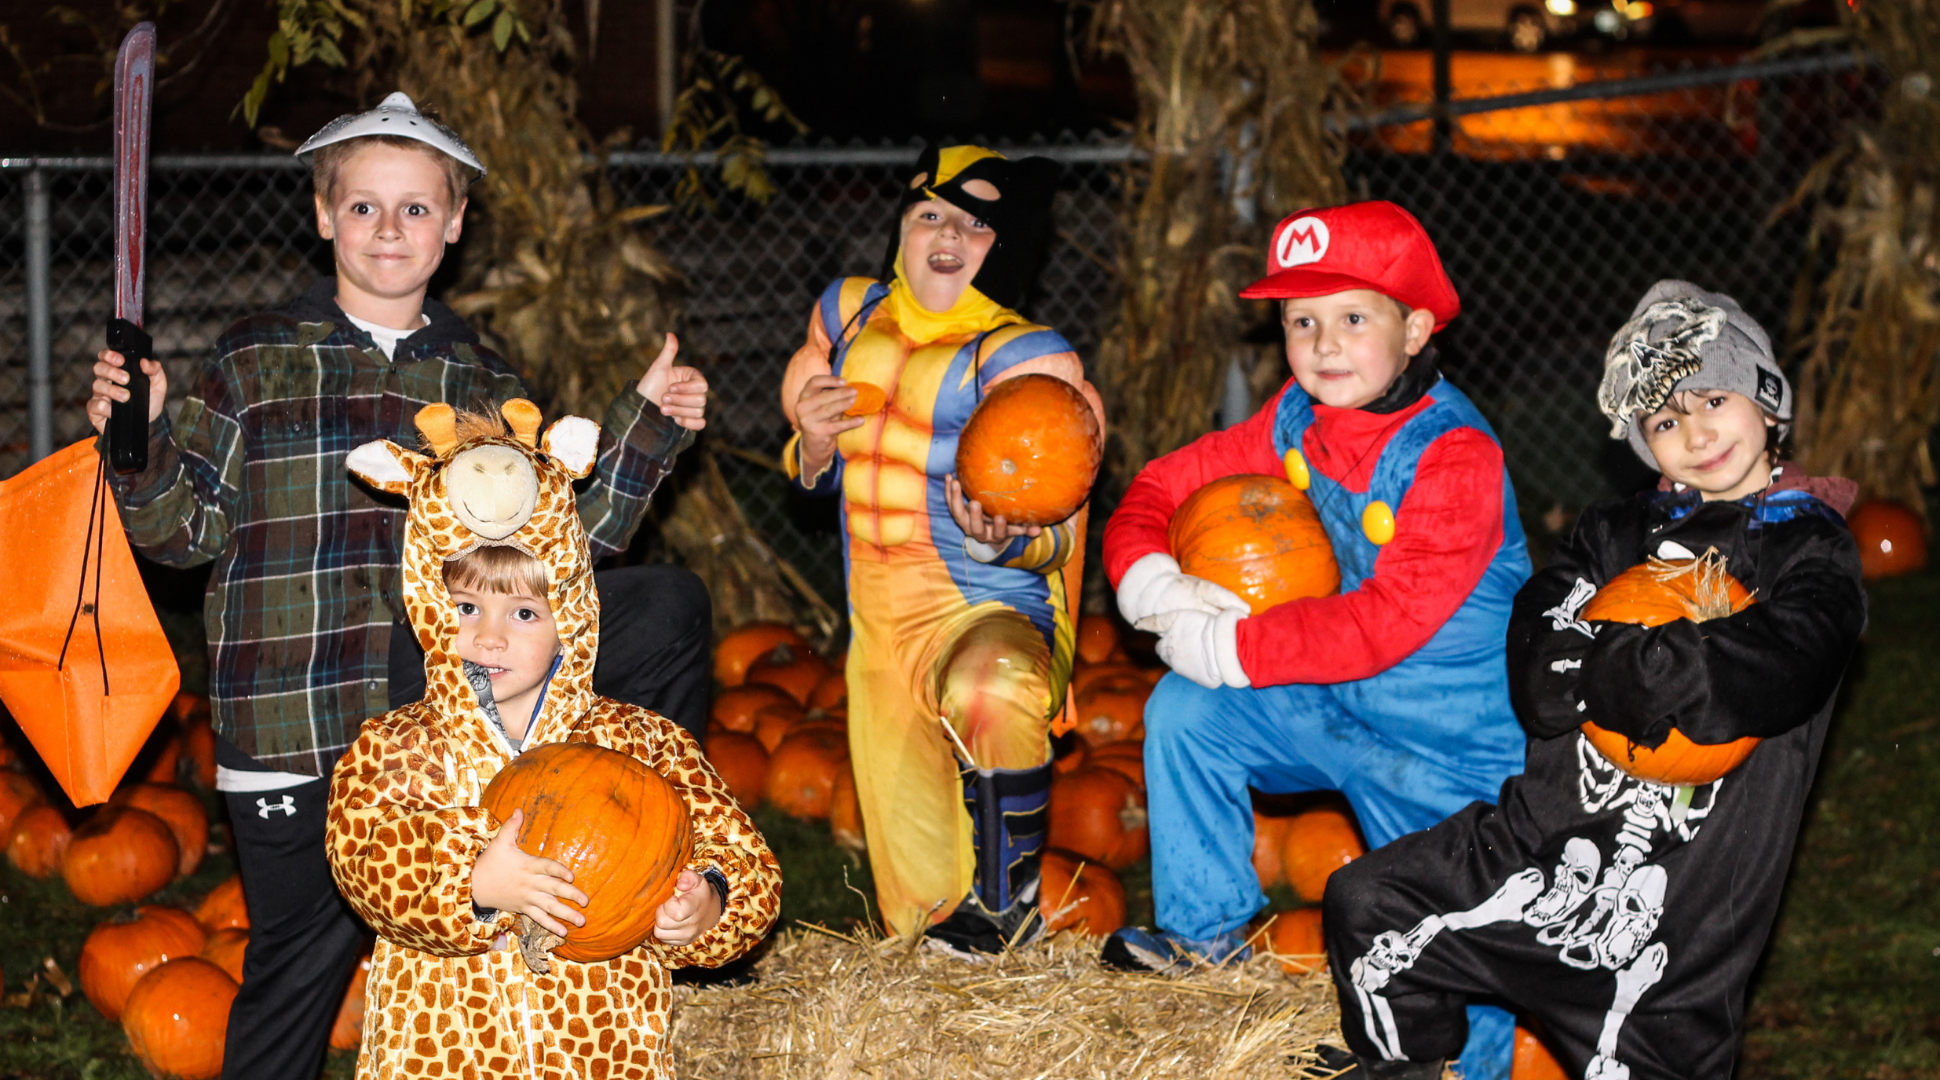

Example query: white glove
[1115,553,1251,629]
[1149,608,1251,690]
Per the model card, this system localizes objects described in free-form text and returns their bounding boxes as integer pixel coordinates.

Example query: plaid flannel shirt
[107,279,692,777]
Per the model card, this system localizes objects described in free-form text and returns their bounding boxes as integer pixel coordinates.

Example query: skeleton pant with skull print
[1325,735,1765,1080]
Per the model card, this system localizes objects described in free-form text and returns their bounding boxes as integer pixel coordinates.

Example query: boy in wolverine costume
[780,146,1106,954]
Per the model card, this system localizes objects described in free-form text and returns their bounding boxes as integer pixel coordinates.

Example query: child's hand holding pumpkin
[471,808,590,939]
[652,869,724,945]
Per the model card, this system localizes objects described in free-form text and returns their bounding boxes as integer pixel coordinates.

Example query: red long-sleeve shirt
[1103,382,1506,687]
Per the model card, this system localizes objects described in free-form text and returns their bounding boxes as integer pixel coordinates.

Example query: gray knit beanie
[1598,280,1791,470]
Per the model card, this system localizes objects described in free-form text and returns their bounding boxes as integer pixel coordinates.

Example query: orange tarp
[0,439,178,805]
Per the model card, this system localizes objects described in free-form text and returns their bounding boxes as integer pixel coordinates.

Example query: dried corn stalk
[656,451,841,645]
[1083,0,1352,476]
[1782,3,1940,512]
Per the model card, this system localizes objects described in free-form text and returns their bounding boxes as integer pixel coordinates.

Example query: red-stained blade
[113,23,155,327]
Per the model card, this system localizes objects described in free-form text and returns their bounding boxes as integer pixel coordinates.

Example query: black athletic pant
[220,563,711,1078]
[387,563,712,741]
[219,772,368,1080]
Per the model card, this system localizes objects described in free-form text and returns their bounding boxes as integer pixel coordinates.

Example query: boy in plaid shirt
[85,94,709,1079]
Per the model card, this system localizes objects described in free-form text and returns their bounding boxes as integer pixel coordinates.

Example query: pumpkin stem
[1644,548,1751,622]
[514,915,564,975]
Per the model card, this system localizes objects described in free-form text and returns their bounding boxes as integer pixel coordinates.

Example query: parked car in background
[1379,0,1587,52]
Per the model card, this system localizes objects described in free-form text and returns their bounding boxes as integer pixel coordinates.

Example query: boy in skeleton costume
[327,402,779,1080]
[1319,281,1864,1080]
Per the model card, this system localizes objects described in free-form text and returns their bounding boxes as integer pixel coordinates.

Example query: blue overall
[1144,378,1531,1079]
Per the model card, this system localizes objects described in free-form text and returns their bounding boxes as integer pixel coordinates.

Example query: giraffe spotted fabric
[328,400,780,1080]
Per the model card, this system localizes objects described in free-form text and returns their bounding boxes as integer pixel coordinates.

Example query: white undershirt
[344,310,430,360]
[216,765,316,792]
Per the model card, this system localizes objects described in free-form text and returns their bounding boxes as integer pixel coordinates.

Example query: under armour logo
[257,795,297,819]
[1275,216,1330,268]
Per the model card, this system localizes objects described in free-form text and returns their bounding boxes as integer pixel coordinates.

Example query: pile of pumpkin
[696,612,1365,963]
[0,695,371,1078]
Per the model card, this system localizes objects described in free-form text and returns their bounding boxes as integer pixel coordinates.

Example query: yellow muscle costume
[330,401,779,1080]
[781,146,1105,940]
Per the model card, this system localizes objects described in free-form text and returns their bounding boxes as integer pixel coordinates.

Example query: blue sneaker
[1099,925,1253,974]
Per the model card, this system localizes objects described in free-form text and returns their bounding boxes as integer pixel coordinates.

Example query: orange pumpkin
[1053,739,1091,775]
[1087,740,1146,791]
[65,806,180,907]
[843,380,888,417]
[1282,803,1365,903]
[113,783,208,878]
[0,771,43,839]
[1048,767,1149,870]
[704,731,769,808]
[329,948,375,1050]
[479,743,695,963]
[955,373,1102,526]
[829,764,866,853]
[142,731,183,785]
[1579,556,1761,786]
[80,905,208,1021]
[121,957,236,1080]
[714,623,809,687]
[199,928,249,983]
[1074,682,1148,747]
[1513,1024,1570,1080]
[753,702,808,752]
[1039,849,1127,937]
[1252,812,1293,890]
[180,718,217,789]
[194,875,249,932]
[1072,662,1147,699]
[1168,474,1340,614]
[7,803,72,877]
[1847,500,1928,581]
[712,683,799,734]
[1076,615,1124,665]
[1262,907,1327,974]
[807,671,849,711]
[764,727,849,820]
[746,644,832,706]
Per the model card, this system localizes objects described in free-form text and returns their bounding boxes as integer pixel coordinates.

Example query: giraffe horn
[415,403,460,457]
[501,399,543,448]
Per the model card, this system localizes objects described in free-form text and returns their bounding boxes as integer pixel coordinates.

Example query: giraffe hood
[347,399,603,744]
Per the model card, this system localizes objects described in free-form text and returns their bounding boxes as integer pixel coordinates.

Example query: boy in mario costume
[1101,201,1527,1079]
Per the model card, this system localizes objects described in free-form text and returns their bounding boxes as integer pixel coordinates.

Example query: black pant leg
[1324,799,1745,1080]
[221,780,369,1080]
[590,564,712,742]
[388,621,428,710]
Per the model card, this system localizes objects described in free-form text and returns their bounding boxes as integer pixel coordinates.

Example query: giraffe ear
[501,399,543,448]
[415,403,460,458]
[347,439,429,495]
[541,416,601,479]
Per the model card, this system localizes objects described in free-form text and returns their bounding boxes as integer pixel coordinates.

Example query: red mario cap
[1239,201,1461,331]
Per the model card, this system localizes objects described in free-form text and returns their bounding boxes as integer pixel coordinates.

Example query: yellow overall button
[1283,448,1311,491]
[1362,500,1396,546]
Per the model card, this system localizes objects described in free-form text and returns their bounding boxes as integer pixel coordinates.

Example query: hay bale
[671,926,1347,1078]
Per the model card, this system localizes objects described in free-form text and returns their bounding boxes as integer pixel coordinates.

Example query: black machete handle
[105,317,151,475]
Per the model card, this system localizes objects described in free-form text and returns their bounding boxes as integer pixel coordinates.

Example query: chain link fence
[0,50,1876,602]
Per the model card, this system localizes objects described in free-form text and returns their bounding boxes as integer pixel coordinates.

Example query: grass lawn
[2,568,1935,1079]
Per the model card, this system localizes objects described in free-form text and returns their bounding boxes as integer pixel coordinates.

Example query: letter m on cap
[1276,216,1330,269]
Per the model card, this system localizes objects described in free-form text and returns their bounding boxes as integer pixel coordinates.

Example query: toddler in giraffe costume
[327,401,779,1080]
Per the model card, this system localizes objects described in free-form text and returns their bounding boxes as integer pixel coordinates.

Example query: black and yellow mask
[881,145,1060,313]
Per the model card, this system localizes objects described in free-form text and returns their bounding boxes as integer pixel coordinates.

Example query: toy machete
[107,22,155,476]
